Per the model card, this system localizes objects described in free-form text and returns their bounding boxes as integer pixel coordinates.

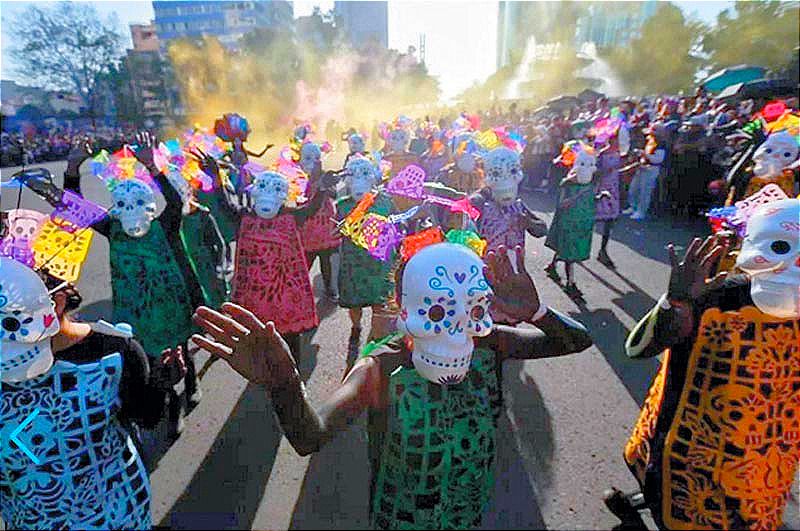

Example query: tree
[605,2,707,94]
[701,1,799,73]
[9,1,124,119]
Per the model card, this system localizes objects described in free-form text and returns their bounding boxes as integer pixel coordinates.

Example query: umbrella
[546,95,580,110]
[701,65,766,92]
[578,88,605,103]
[714,78,796,102]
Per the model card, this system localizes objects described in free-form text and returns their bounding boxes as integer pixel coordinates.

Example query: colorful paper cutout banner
[32,220,93,282]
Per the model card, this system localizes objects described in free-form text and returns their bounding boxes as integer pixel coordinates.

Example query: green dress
[179,210,229,309]
[336,194,395,308]
[545,182,596,262]
[196,188,239,245]
[109,220,195,355]
[364,341,500,530]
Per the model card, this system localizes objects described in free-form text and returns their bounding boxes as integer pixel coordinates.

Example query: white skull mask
[249,171,289,219]
[483,147,523,206]
[397,243,493,385]
[736,198,800,319]
[568,149,598,185]
[0,257,60,382]
[348,133,365,154]
[300,142,322,175]
[345,157,379,201]
[387,128,410,153]
[3,209,46,244]
[109,179,157,238]
[752,131,799,178]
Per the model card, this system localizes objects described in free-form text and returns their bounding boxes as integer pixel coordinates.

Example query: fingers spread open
[192,315,238,349]
[191,334,233,360]
[222,302,266,331]
[195,306,250,336]
[684,237,702,263]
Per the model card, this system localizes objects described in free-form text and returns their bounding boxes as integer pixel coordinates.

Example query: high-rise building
[152,0,292,49]
[575,1,658,49]
[130,23,159,52]
[333,1,388,50]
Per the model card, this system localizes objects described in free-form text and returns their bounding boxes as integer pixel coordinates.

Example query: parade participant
[191,241,593,530]
[437,132,484,195]
[343,131,367,167]
[727,129,798,203]
[608,199,799,530]
[595,132,623,268]
[0,208,46,267]
[420,128,451,180]
[336,154,396,361]
[382,120,421,178]
[545,142,600,299]
[0,257,185,530]
[624,124,667,221]
[228,165,319,361]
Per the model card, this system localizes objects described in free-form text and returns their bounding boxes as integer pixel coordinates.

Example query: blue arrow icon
[9,408,41,465]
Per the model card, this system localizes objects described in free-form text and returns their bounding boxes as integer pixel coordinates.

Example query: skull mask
[109,179,157,238]
[483,147,523,207]
[248,171,289,219]
[736,198,800,319]
[345,157,379,201]
[752,131,799,178]
[0,257,60,382]
[387,128,410,154]
[348,133,365,154]
[299,142,322,176]
[397,243,493,385]
[1,209,47,266]
[568,149,598,185]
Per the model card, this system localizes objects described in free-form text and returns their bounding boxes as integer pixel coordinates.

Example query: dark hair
[39,270,82,312]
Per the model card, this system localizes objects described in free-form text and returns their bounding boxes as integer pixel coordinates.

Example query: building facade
[575,1,658,49]
[333,1,388,50]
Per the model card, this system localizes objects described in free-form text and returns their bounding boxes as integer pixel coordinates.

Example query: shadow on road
[159,383,282,530]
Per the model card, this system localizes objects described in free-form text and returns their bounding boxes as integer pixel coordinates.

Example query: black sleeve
[63,171,81,195]
[293,189,326,224]
[154,172,184,236]
[119,338,167,429]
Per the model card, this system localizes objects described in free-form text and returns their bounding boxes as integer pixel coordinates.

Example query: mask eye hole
[766,148,773,154]
[117,201,125,208]
[770,240,791,255]
[470,305,485,321]
[137,199,144,206]
[2,316,21,332]
[784,152,792,158]
[428,305,445,322]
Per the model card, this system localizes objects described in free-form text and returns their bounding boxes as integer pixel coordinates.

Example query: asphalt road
[3,160,795,530]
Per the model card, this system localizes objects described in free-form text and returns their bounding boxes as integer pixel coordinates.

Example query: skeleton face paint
[736,198,800,319]
[345,157,378,201]
[348,134,365,154]
[109,179,157,238]
[387,128,410,153]
[568,149,598,184]
[299,142,322,175]
[248,171,289,219]
[0,257,60,382]
[397,243,493,385]
[752,131,799,178]
[483,147,523,207]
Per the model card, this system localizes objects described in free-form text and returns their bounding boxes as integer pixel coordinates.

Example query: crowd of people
[1,125,137,167]
[1,88,798,531]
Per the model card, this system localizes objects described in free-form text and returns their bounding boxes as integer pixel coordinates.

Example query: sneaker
[630,213,645,221]
[621,207,634,215]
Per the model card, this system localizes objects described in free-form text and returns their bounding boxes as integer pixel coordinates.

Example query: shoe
[630,213,645,221]
[166,394,185,440]
[621,207,634,215]
[544,264,561,282]
[564,283,584,300]
[186,388,203,411]
[597,252,616,269]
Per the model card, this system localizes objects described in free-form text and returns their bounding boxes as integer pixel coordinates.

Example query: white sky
[1,0,733,100]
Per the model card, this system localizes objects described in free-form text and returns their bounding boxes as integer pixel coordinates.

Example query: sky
[1,0,734,99]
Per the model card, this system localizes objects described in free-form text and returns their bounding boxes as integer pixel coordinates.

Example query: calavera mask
[483,147,523,207]
[299,142,322,175]
[0,257,60,382]
[387,128,410,154]
[397,243,493,385]
[568,149,598,185]
[1,209,47,266]
[752,131,799,178]
[345,157,379,201]
[348,133,365,154]
[109,179,157,238]
[249,171,289,219]
[736,198,800,319]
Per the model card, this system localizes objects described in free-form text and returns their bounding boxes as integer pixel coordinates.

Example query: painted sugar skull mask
[483,147,523,207]
[397,243,493,385]
[348,133,365,154]
[736,198,800,319]
[387,128,410,154]
[752,131,799,178]
[249,171,289,219]
[109,179,157,238]
[568,148,598,185]
[299,142,322,176]
[345,157,379,201]
[0,256,60,382]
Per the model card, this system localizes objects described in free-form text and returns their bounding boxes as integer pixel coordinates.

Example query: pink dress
[232,214,319,335]
[300,195,341,253]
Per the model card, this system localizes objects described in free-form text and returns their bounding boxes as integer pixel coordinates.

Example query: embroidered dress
[109,220,194,355]
[0,355,151,530]
[336,195,395,308]
[545,183,596,262]
[366,347,500,530]
[231,213,319,335]
[475,200,526,253]
[595,151,621,221]
[300,195,341,253]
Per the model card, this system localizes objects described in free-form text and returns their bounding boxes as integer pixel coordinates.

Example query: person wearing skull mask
[437,133,485,195]
[730,129,799,203]
[0,257,185,530]
[192,241,592,530]
[383,124,421,178]
[343,131,367,167]
[336,155,397,364]
[606,202,800,531]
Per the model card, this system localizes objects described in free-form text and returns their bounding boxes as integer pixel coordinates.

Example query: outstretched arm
[192,303,384,455]
[245,143,274,158]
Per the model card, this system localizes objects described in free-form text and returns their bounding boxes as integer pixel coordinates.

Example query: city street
[2,160,714,530]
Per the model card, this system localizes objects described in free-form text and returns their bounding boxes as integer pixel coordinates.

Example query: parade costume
[0,208,47,267]
[733,130,798,202]
[179,207,229,310]
[438,133,484,195]
[613,198,800,530]
[0,257,165,530]
[383,123,421,178]
[628,128,666,220]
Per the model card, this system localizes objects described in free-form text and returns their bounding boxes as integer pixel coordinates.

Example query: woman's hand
[66,138,94,175]
[189,148,221,180]
[484,245,541,323]
[151,345,187,389]
[667,235,728,303]
[192,303,298,388]
[132,131,159,174]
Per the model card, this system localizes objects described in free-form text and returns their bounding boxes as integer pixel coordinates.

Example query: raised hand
[484,245,541,323]
[189,148,220,180]
[192,303,298,388]
[14,168,63,206]
[151,345,187,389]
[66,138,94,174]
[132,131,158,174]
[667,235,728,302]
